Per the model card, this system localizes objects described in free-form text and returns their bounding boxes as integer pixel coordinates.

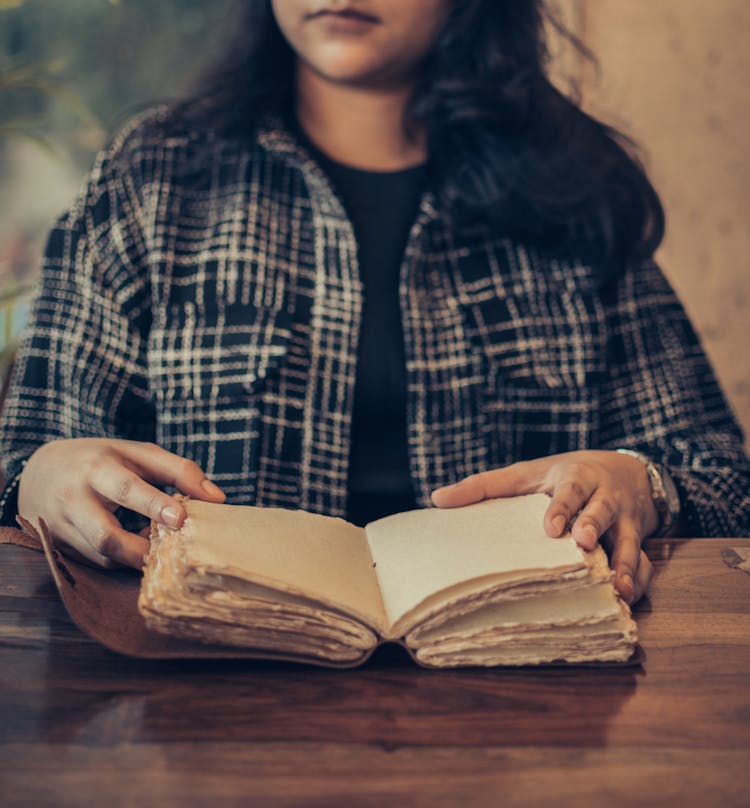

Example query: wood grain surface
[1,538,749,807]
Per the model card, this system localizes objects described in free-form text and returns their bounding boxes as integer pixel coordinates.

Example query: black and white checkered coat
[1,111,748,535]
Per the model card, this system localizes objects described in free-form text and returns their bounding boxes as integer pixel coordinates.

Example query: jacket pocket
[458,284,608,462]
[148,300,292,403]
[460,282,608,391]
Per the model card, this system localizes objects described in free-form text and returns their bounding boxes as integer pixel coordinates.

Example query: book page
[407,580,620,647]
[178,500,388,634]
[364,495,586,636]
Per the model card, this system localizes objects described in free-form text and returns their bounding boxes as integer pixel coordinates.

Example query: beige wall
[553,0,750,442]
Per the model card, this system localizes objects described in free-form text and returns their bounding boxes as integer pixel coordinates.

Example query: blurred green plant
[0,284,30,383]
[0,0,108,378]
[0,0,232,381]
[0,56,99,153]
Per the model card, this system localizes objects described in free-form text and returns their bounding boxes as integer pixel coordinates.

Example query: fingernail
[201,479,225,499]
[585,526,597,544]
[552,515,566,534]
[161,504,183,528]
[433,483,455,495]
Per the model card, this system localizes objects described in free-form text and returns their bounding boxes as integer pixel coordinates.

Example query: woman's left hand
[430,450,658,605]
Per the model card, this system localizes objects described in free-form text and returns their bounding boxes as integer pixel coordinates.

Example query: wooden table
[1,538,749,807]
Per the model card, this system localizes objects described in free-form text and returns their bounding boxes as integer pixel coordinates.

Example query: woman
[1,0,748,604]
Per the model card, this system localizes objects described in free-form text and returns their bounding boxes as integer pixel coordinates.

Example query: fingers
[113,441,226,502]
[87,452,187,528]
[431,460,607,551]
[543,475,597,546]
[68,442,224,566]
[61,492,150,569]
[82,441,225,537]
[607,520,643,604]
[430,451,655,606]
[431,462,542,508]
[568,488,618,551]
[632,550,654,605]
[18,438,224,571]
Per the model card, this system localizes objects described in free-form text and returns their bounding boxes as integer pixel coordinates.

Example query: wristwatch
[616,449,681,537]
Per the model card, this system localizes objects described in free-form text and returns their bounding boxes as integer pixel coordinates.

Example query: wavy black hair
[169,0,664,273]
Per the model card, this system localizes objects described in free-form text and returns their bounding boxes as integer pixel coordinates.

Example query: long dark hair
[169,0,664,273]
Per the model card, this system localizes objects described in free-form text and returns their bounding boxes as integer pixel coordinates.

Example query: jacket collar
[255,115,440,227]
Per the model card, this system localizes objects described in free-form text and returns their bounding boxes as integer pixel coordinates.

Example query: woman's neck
[295,61,426,171]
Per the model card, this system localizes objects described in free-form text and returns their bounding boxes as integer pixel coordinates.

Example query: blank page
[364,495,585,633]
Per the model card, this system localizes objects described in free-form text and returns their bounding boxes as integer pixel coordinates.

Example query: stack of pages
[139,494,637,668]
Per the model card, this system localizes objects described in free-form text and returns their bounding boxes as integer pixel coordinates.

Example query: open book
[138,494,637,668]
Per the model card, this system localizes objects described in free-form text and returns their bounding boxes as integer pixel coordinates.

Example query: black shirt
[310,148,426,526]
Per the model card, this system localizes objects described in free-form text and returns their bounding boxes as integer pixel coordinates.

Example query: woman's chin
[303,59,410,93]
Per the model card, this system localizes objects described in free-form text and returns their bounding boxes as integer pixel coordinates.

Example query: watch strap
[616,448,680,537]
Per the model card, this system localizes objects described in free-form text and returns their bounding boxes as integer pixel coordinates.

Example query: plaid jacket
[1,110,748,535]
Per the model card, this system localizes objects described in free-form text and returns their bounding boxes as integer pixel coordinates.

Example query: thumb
[431,463,537,508]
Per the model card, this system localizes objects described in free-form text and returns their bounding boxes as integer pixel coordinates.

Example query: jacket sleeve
[0,130,156,525]
[597,259,750,536]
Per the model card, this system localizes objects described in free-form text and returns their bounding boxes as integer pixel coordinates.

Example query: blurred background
[1,0,748,441]
[0,0,233,377]
[554,0,750,446]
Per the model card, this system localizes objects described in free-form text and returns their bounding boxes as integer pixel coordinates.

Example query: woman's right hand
[17,438,226,569]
